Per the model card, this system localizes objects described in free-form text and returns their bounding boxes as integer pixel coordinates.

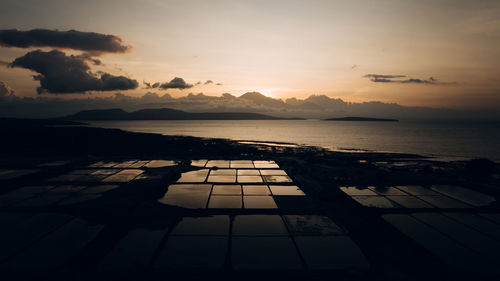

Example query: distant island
[322,117,399,122]
[61,108,305,121]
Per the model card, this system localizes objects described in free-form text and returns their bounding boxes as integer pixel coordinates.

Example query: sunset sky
[1,0,499,108]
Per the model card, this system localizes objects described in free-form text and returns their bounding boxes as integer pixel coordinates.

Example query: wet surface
[0,156,499,279]
[242,185,271,195]
[155,236,228,269]
[232,237,303,270]
[383,214,500,273]
[170,216,230,236]
[177,169,209,183]
[243,196,278,209]
[208,195,243,209]
[431,185,495,207]
[158,184,212,209]
[295,236,369,270]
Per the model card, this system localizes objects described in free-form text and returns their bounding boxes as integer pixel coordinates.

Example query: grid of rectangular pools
[145,160,369,270]
[101,214,369,271]
[340,185,495,209]
[159,160,307,209]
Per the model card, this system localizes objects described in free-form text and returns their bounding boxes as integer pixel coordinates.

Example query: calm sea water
[90,120,500,161]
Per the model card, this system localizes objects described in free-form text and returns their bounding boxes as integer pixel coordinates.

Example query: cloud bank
[0,29,130,54]
[364,74,453,85]
[10,49,138,94]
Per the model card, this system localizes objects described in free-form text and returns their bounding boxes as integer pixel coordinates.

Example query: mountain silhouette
[61,108,304,120]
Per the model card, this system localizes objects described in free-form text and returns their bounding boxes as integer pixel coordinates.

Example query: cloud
[0,81,15,97]
[144,77,193,90]
[204,80,213,85]
[10,49,138,94]
[216,83,223,86]
[364,74,454,85]
[159,77,193,89]
[364,74,407,79]
[0,29,131,54]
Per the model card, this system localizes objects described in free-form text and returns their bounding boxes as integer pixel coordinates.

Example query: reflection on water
[90,120,500,160]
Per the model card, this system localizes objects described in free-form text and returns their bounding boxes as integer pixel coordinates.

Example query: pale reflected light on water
[90,120,500,160]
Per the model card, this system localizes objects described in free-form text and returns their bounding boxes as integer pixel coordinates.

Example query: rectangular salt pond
[158,184,212,209]
[284,215,346,236]
[269,185,306,196]
[207,175,236,183]
[351,196,400,208]
[176,169,209,183]
[340,186,378,196]
[102,169,143,182]
[368,186,408,196]
[100,228,167,269]
[237,175,264,183]
[129,160,150,168]
[253,160,280,169]
[230,160,254,168]
[295,236,369,270]
[394,186,439,196]
[385,195,434,209]
[144,160,177,168]
[431,185,495,207]
[263,175,293,183]
[237,169,260,176]
[242,185,271,195]
[205,160,230,168]
[232,236,303,270]
[232,215,288,236]
[154,236,228,269]
[208,195,242,209]
[260,169,288,176]
[209,169,236,176]
[190,159,208,167]
[171,216,230,236]
[417,195,472,209]
[243,196,278,209]
[212,185,241,195]
[113,160,138,168]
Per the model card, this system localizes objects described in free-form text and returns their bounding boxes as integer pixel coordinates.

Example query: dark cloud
[364,74,407,79]
[159,77,193,89]
[10,49,138,94]
[145,77,193,90]
[204,80,213,85]
[364,74,454,85]
[216,83,223,86]
[0,29,130,54]
[0,81,15,97]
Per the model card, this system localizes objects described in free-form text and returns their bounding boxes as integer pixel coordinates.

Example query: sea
[89,120,500,161]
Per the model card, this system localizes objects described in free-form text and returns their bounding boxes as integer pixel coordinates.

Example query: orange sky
[1,0,499,109]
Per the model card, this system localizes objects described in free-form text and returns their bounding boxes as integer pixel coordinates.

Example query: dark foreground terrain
[0,119,499,281]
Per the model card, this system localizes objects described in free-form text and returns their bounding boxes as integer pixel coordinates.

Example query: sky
[1,0,499,109]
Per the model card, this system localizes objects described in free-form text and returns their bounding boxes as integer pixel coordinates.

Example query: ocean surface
[89,120,500,161]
